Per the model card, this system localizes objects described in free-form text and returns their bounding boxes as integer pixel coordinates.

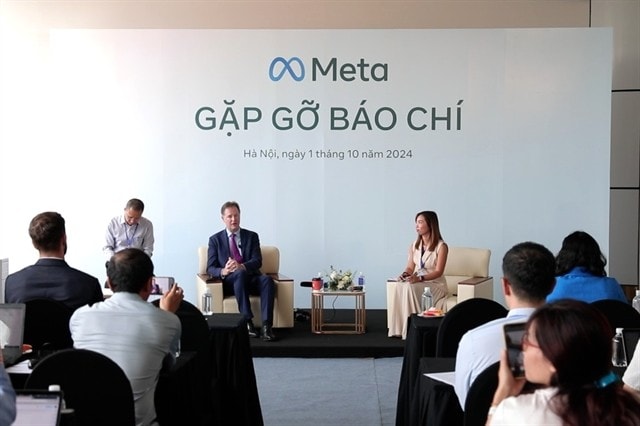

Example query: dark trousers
[223,270,275,324]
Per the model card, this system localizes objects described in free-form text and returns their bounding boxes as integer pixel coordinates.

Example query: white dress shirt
[454,307,535,409]
[70,292,180,426]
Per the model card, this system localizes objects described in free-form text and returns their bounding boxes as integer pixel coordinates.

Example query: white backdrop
[0,29,612,309]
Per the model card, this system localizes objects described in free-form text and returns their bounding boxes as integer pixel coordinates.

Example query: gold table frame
[310,290,366,334]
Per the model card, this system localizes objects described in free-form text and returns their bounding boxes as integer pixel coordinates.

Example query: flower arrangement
[326,266,354,291]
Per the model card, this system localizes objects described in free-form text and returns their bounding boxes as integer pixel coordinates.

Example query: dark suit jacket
[5,258,103,311]
[207,228,263,278]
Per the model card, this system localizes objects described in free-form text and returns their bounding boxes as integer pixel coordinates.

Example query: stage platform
[249,309,405,358]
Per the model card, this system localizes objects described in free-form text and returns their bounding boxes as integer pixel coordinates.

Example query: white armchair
[386,246,494,322]
[195,245,294,328]
[441,246,494,311]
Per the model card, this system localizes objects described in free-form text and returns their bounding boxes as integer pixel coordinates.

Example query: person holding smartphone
[70,248,183,426]
[454,242,556,408]
[488,300,640,425]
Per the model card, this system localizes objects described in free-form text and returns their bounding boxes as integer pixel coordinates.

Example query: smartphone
[152,276,175,295]
[503,322,526,378]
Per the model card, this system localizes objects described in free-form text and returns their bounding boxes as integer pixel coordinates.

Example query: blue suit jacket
[5,258,103,311]
[207,228,263,278]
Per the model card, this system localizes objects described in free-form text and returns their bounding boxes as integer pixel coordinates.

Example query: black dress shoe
[262,324,276,342]
[246,320,259,338]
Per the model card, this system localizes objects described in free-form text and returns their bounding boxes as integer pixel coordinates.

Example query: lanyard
[125,223,139,246]
[420,244,434,270]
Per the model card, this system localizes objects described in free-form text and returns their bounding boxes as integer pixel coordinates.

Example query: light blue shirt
[0,363,16,426]
[103,215,154,259]
[70,292,180,426]
[546,267,627,304]
[454,307,535,409]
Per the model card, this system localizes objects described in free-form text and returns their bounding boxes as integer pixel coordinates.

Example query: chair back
[152,299,210,353]
[444,247,491,277]
[443,247,491,296]
[435,298,507,357]
[198,245,280,275]
[591,299,640,331]
[25,348,135,426]
[464,361,499,426]
[24,299,73,350]
[151,299,212,424]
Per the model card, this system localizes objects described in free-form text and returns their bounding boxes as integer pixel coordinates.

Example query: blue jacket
[546,267,627,304]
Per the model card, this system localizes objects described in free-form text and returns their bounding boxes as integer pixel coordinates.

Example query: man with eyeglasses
[453,242,556,409]
[103,198,155,263]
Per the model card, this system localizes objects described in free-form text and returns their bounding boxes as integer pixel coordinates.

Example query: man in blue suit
[207,201,276,341]
[5,212,103,311]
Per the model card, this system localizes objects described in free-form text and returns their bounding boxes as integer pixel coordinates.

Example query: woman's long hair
[414,211,443,252]
[555,231,607,276]
[529,300,640,426]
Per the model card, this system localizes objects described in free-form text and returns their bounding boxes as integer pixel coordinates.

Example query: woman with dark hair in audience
[546,231,627,303]
[488,299,640,426]
[388,210,448,339]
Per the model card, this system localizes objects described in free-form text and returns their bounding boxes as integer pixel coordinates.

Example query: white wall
[0,28,612,309]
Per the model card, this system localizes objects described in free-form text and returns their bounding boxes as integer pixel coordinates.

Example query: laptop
[623,328,640,361]
[14,389,62,426]
[0,303,26,366]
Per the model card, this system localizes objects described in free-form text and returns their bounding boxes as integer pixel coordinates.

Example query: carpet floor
[254,357,402,426]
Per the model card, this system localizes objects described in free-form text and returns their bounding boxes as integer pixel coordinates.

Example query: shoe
[262,323,276,342]
[246,320,259,338]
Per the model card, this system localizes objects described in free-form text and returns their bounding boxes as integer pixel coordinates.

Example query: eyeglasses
[521,331,540,349]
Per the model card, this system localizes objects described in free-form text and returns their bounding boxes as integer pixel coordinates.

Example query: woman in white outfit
[488,300,640,426]
[388,210,448,339]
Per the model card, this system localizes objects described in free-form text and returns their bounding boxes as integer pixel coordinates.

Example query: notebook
[0,303,26,366]
[623,328,640,361]
[14,389,62,426]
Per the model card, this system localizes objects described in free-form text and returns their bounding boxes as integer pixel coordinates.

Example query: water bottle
[612,327,627,367]
[202,289,212,315]
[421,286,433,312]
[633,289,640,314]
[49,384,74,416]
[358,272,365,291]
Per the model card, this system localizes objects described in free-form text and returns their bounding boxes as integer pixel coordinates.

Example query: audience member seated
[388,211,448,339]
[546,231,627,304]
[623,341,640,393]
[454,241,556,408]
[0,346,16,425]
[488,299,640,426]
[5,212,103,310]
[70,248,182,426]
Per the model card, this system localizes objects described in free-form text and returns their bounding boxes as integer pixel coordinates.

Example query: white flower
[325,266,355,290]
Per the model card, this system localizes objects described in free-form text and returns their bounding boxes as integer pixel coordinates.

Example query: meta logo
[269,57,388,82]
